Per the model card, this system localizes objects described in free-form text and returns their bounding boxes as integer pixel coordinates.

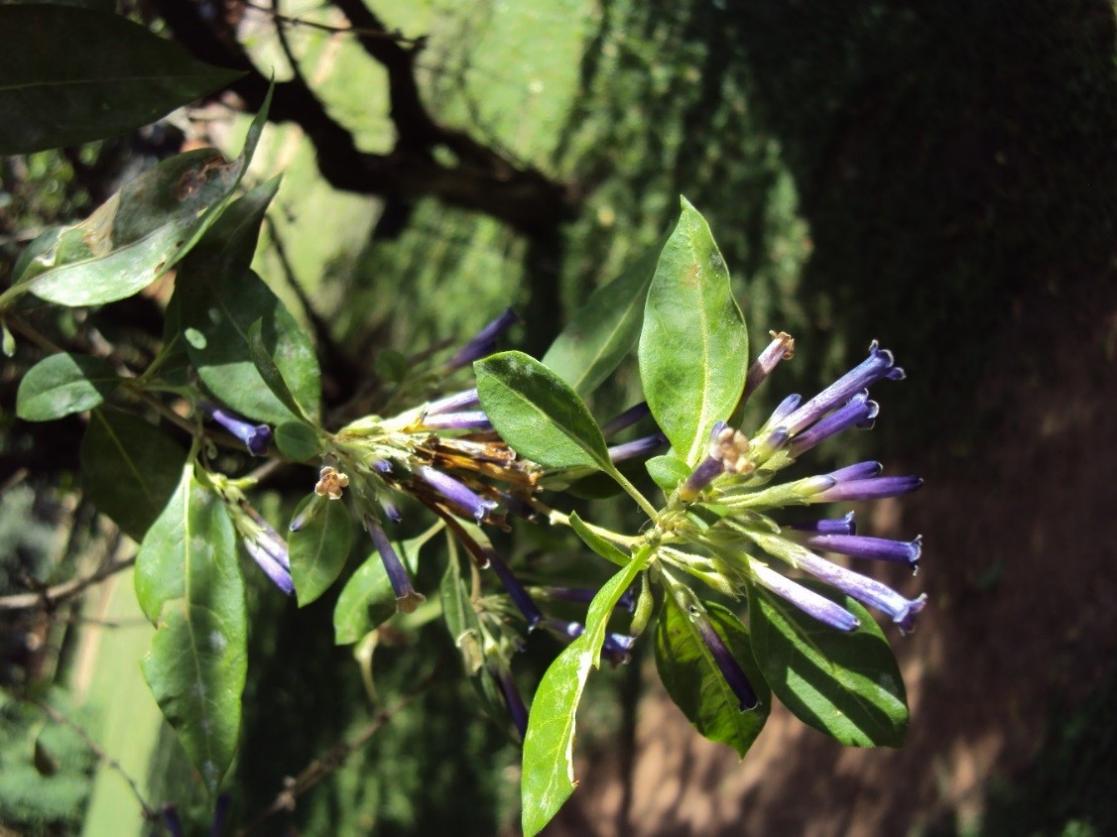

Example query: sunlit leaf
[290,495,354,606]
[638,197,747,464]
[16,352,119,421]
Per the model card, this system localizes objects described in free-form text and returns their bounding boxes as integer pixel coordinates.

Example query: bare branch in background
[152,0,578,235]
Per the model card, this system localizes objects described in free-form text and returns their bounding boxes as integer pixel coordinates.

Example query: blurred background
[2,0,1116,834]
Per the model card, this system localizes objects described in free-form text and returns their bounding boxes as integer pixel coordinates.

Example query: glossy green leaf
[521,547,650,837]
[289,495,354,606]
[542,247,657,397]
[748,581,908,747]
[568,511,627,567]
[655,597,769,757]
[177,273,320,425]
[274,421,321,462]
[475,351,610,471]
[16,352,119,421]
[333,532,427,645]
[645,453,690,492]
[439,537,484,676]
[22,88,271,307]
[638,197,748,464]
[138,470,246,797]
[0,5,240,154]
[80,408,188,540]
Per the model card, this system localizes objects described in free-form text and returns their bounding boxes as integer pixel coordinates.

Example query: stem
[608,466,660,521]
[530,499,640,550]
[0,555,136,611]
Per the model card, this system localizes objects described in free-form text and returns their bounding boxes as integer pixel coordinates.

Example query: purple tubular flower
[364,516,424,613]
[813,475,923,503]
[206,406,271,456]
[783,341,904,435]
[608,432,668,464]
[421,411,493,431]
[426,388,480,415]
[751,563,860,631]
[602,402,650,437]
[540,584,637,613]
[541,617,584,640]
[694,615,758,710]
[826,461,883,483]
[243,531,294,595]
[492,666,528,739]
[767,393,803,427]
[788,511,857,536]
[788,391,879,457]
[415,465,497,523]
[373,459,393,474]
[602,632,637,665]
[162,805,184,837]
[378,495,403,524]
[487,550,544,628]
[796,533,923,567]
[447,308,519,369]
[210,793,230,837]
[741,331,795,408]
[680,456,724,500]
[794,549,927,632]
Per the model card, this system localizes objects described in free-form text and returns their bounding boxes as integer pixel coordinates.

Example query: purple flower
[603,632,637,666]
[426,388,480,415]
[765,393,802,428]
[793,549,927,632]
[415,465,497,523]
[373,459,394,474]
[491,665,528,739]
[826,461,883,483]
[542,617,585,640]
[608,432,668,464]
[741,331,795,408]
[782,341,904,435]
[812,475,923,503]
[364,516,424,613]
[791,533,923,568]
[788,391,878,457]
[378,495,403,524]
[751,563,860,631]
[242,518,294,595]
[420,411,493,431]
[602,402,650,437]
[204,404,271,456]
[448,308,519,369]
[787,511,857,536]
[487,549,543,628]
[694,614,758,710]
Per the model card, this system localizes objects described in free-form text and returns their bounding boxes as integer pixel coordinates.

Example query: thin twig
[0,556,136,611]
[240,0,421,45]
[237,664,441,835]
[29,697,157,820]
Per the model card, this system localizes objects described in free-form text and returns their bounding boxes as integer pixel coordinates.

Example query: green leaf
[289,495,354,606]
[16,352,119,421]
[333,532,427,645]
[2,322,15,357]
[645,454,690,492]
[748,581,908,747]
[22,87,271,307]
[542,247,657,397]
[274,421,321,462]
[180,176,281,277]
[475,350,610,471]
[655,597,769,757]
[177,272,320,425]
[521,547,650,837]
[568,511,627,567]
[439,537,484,676]
[138,471,247,797]
[638,197,748,464]
[0,5,241,154]
[80,408,189,540]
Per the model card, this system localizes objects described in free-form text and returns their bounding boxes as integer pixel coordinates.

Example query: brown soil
[552,280,1117,836]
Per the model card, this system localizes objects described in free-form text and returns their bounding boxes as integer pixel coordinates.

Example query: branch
[0,555,135,612]
[29,697,157,820]
[237,665,440,835]
[153,0,577,235]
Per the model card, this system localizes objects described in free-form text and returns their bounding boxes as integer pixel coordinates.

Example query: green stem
[607,466,660,521]
[533,501,640,550]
